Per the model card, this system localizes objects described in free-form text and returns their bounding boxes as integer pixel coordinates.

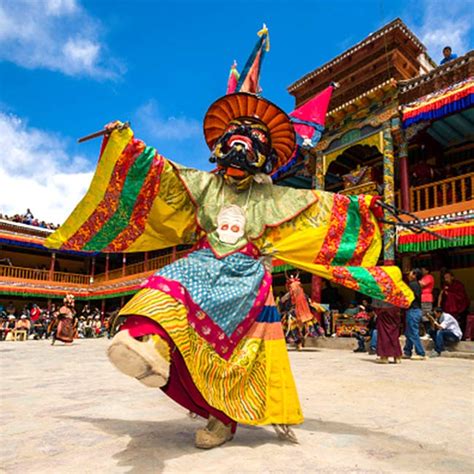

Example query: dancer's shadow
[64,415,280,473]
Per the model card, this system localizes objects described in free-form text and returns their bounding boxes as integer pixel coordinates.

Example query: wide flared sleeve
[45,126,197,252]
[256,191,414,308]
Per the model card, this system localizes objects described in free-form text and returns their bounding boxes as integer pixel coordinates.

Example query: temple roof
[288,18,435,110]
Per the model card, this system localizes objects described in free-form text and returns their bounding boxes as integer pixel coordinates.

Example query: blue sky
[0,0,473,222]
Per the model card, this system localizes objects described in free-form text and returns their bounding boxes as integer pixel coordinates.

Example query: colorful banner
[402,77,474,128]
[397,217,474,252]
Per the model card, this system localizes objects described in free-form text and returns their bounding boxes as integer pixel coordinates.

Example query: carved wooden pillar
[383,128,395,265]
[172,246,177,262]
[144,251,149,271]
[49,252,56,281]
[90,256,96,283]
[105,254,110,281]
[399,140,410,211]
[311,150,324,303]
[122,254,126,277]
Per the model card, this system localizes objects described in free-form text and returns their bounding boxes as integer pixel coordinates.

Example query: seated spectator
[84,316,94,338]
[439,271,469,336]
[440,46,458,65]
[93,315,102,337]
[33,317,47,340]
[411,157,434,186]
[353,306,377,353]
[344,301,359,316]
[77,316,86,338]
[428,308,462,357]
[15,315,31,332]
[0,316,7,340]
[4,315,16,340]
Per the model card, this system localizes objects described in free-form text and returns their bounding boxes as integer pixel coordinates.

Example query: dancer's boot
[107,330,170,388]
[195,416,233,449]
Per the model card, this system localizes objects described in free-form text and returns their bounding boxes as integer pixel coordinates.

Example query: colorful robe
[46,127,413,426]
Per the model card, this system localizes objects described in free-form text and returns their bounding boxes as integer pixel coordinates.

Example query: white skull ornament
[216,205,246,245]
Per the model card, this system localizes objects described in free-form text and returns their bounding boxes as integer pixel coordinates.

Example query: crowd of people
[0,300,116,342]
[1,265,469,358]
[349,267,469,361]
[0,209,59,230]
[277,266,469,362]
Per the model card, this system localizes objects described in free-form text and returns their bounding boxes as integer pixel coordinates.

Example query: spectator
[420,267,435,337]
[376,309,403,364]
[440,46,458,65]
[439,271,470,336]
[93,315,102,337]
[427,307,462,357]
[411,157,434,186]
[353,306,377,354]
[84,316,94,338]
[30,304,41,323]
[4,315,16,340]
[33,316,47,340]
[15,315,31,332]
[0,316,7,340]
[403,269,426,360]
[344,301,359,316]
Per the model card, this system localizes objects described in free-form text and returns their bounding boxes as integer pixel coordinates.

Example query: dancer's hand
[104,120,123,131]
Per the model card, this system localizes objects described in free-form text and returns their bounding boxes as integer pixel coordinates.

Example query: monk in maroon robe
[376,309,403,363]
[439,272,470,336]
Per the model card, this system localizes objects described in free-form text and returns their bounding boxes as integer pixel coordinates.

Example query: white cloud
[415,0,473,60]
[133,100,212,170]
[0,0,123,79]
[0,112,93,224]
[135,101,202,141]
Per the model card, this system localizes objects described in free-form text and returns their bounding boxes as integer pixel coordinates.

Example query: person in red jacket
[439,271,470,337]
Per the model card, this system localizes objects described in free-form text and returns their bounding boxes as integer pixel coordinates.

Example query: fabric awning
[402,77,474,128]
[397,216,474,252]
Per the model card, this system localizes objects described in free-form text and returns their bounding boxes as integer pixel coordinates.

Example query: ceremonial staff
[77,121,130,143]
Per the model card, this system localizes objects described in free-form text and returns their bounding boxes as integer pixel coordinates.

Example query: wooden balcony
[93,250,188,283]
[395,172,474,214]
[0,249,190,290]
[0,265,90,286]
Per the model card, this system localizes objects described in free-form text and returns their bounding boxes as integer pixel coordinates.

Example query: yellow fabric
[121,288,303,425]
[125,160,197,251]
[362,205,382,266]
[46,127,133,249]
[256,195,381,268]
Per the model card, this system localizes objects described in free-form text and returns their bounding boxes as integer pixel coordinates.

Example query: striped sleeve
[45,127,197,252]
[256,191,414,308]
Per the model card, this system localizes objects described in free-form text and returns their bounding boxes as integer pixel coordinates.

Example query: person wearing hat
[46,28,413,449]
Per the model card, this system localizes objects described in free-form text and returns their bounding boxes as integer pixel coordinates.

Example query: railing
[0,265,90,285]
[92,250,189,283]
[394,173,473,212]
[0,250,189,287]
[410,172,473,212]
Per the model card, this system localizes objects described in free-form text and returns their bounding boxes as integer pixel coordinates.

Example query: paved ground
[1,339,473,474]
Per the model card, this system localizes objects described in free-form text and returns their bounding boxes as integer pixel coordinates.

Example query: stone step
[439,351,474,360]
[303,336,474,357]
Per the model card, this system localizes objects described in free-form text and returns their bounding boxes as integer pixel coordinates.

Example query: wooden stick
[77,122,130,143]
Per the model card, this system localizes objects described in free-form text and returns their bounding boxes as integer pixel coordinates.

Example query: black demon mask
[209,119,278,184]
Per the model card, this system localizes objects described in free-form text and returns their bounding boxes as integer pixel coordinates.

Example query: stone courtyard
[1,339,473,473]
